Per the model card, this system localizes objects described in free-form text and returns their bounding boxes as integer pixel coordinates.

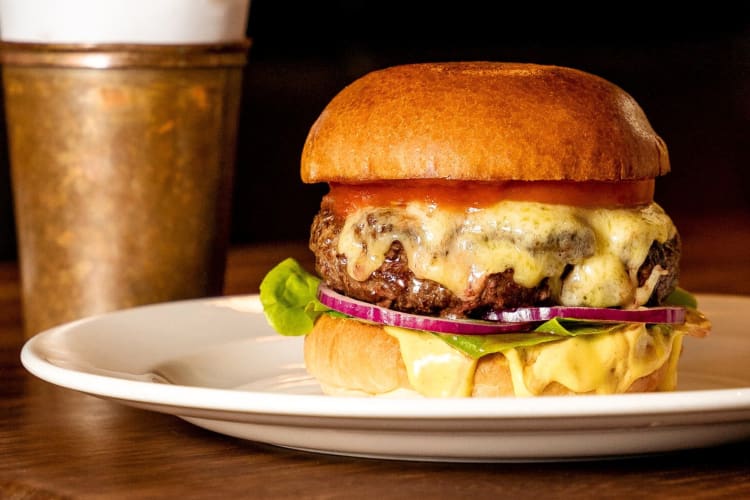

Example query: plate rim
[19,293,750,421]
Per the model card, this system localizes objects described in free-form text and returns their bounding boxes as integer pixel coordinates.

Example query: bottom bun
[304,315,679,397]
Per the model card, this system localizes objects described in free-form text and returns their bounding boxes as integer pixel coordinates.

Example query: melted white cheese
[338,201,676,307]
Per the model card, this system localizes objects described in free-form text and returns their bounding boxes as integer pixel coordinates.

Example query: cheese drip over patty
[338,201,676,308]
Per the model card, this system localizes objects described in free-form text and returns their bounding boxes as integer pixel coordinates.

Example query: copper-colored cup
[1,42,249,336]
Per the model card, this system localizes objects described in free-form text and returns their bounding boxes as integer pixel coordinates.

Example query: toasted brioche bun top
[301,62,669,183]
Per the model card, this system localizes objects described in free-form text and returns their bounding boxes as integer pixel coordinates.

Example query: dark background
[0,2,747,260]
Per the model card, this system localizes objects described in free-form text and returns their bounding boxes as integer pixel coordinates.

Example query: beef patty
[310,207,681,319]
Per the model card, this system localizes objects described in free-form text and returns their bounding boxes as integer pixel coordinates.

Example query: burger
[260,62,710,398]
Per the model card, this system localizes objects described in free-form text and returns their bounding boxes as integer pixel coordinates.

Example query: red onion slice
[483,305,686,324]
[317,285,536,335]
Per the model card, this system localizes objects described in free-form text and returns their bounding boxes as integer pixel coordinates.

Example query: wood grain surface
[1,213,749,499]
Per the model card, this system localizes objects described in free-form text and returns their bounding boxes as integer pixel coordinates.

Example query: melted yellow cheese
[384,325,683,397]
[657,333,684,391]
[384,326,477,397]
[504,325,681,395]
[338,201,676,308]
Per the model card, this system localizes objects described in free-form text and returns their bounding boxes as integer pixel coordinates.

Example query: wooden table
[2,212,750,498]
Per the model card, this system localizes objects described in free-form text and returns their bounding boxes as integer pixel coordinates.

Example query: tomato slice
[326,179,654,215]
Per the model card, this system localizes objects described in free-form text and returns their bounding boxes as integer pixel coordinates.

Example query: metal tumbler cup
[1,41,249,336]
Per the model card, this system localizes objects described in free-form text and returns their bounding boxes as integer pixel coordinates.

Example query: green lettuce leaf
[259,258,329,336]
[436,332,562,359]
[436,319,630,359]
[533,318,626,337]
[664,286,698,308]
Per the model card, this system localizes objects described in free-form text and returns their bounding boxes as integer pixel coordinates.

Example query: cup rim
[0,40,251,68]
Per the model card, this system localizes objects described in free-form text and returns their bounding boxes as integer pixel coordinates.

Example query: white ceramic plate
[21,294,750,462]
